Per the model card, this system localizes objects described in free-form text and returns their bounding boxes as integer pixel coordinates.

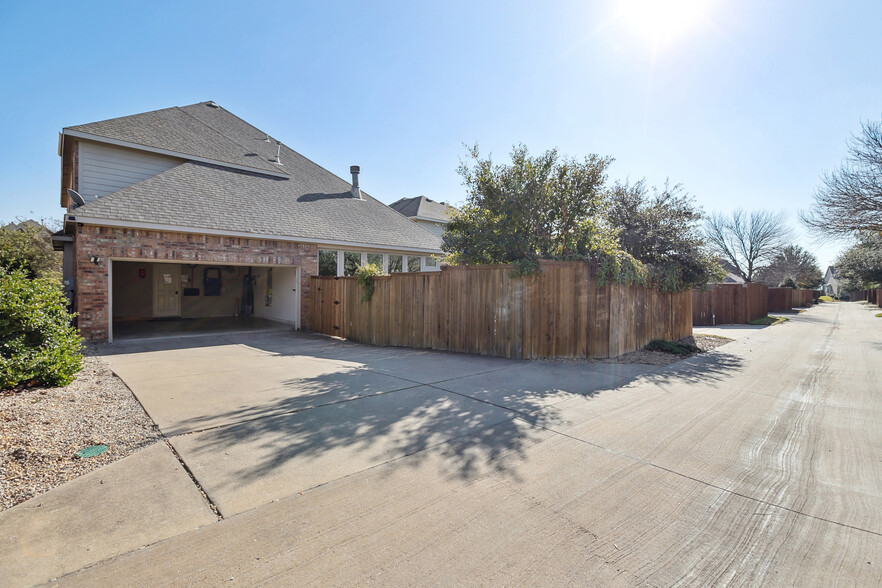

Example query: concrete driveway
[99,331,650,517]
[5,301,882,586]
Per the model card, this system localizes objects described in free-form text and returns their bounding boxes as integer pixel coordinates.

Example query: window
[424,256,437,268]
[407,256,421,272]
[343,251,361,276]
[366,253,383,268]
[319,250,338,276]
[388,255,403,273]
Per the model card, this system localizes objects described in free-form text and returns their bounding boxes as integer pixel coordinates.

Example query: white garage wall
[252,266,299,327]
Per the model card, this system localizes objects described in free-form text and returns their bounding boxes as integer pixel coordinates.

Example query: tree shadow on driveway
[159,332,745,510]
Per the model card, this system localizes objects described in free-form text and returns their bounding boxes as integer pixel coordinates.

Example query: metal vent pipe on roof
[350,165,363,200]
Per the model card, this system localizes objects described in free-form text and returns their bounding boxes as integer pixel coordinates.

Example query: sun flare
[616,0,713,48]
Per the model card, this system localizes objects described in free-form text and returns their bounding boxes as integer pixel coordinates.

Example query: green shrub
[748,315,788,326]
[0,270,82,389]
[645,339,699,355]
[818,295,834,302]
[355,263,384,302]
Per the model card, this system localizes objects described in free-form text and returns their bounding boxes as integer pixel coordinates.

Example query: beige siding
[415,219,446,237]
[78,141,181,201]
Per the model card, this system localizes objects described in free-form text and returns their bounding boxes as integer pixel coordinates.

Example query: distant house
[718,259,745,284]
[389,196,453,238]
[822,266,841,297]
[52,101,442,342]
[3,219,48,234]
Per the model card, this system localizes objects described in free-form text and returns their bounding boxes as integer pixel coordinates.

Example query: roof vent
[350,166,363,200]
[264,134,271,142]
[273,141,282,164]
[205,101,220,108]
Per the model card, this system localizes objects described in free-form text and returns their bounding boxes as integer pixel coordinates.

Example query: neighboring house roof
[717,259,745,284]
[64,102,442,252]
[389,196,452,223]
[3,219,47,233]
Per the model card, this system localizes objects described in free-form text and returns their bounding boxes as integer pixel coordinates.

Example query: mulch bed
[1,351,160,511]
[539,334,734,367]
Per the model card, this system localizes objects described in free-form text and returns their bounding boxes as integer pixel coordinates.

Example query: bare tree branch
[801,119,882,237]
[704,210,793,282]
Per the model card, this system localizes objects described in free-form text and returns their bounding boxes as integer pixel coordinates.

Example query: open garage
[110,260,301,341]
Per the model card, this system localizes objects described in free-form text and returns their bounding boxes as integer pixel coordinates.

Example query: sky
[1,0,880,269]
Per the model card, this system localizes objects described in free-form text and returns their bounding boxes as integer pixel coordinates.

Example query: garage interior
[110,261,300,340]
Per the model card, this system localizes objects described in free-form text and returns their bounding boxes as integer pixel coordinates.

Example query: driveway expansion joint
[162,438,224,521]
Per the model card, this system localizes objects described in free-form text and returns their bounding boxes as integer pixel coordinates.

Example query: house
[52,101,442,342]
[717,259,745,284]
[389,196,453,238]
[822,266,841,297]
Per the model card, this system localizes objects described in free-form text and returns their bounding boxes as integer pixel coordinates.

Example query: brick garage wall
[74,225,318,341]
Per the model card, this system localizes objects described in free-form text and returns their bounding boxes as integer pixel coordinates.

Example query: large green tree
[607,180,723,291]
[835,234,882,290]
[443,145,644,282]
[754,244,823,289]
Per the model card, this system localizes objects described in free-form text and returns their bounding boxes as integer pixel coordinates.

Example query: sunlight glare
[616,0,713,48]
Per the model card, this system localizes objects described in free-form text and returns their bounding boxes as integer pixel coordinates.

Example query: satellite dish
[66,189,86,208]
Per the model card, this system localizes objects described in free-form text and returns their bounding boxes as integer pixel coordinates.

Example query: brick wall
[74,225,318,341]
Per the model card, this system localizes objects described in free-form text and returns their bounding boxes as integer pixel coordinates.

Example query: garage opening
[110,261,300,340]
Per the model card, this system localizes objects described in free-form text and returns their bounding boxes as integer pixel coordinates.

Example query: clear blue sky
[1,0,880,269]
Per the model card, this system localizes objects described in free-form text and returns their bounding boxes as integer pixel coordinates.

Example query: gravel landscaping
[1,351,160,511]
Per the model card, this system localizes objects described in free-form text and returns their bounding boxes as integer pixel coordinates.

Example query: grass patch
[645,339,700,355]
[748,315,789,326]
[818,295,834,302]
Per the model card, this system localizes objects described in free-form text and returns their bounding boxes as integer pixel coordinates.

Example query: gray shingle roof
[66,102,442,252]
[67,103,289,176]
[389,196,452,222]
[73,162,442,251]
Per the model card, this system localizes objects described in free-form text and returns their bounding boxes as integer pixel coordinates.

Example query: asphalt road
[57,302,882,586]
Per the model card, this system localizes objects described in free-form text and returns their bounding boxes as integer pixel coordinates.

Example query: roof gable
[66,102,290,177]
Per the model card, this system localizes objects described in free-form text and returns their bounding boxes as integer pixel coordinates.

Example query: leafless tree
[705,210,794,282]
[801,119,882,237]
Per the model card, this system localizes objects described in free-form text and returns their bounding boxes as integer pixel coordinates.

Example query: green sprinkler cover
[75,444,108,458]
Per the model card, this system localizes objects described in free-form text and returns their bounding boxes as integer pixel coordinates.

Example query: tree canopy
[704,210,794,282]
[754,245,823,289]
[607,180,723,291]
[442,145,645,283]
[801,119,882,237]
[834,234,882,290]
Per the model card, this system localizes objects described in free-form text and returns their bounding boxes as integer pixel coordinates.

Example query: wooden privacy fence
[792,289,815,308]
[309,261,693,360]
[692,283,769,326]
[767,288,793,312]
[850,289,881,305]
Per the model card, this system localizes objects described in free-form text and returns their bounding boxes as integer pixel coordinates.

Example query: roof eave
[64,214,443,255]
